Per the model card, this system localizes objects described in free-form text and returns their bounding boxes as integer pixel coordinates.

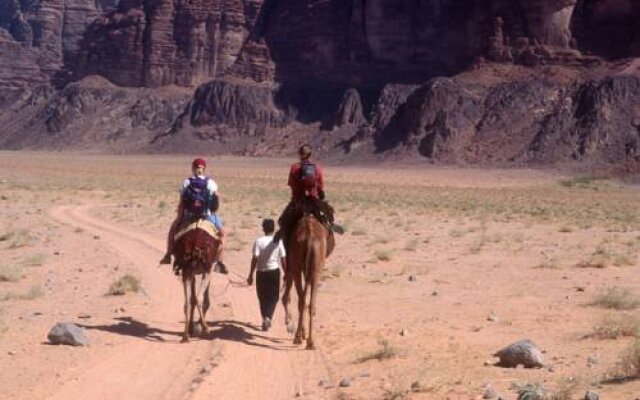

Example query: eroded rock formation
[1,0,640,165]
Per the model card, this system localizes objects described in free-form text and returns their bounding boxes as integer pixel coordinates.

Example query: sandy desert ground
[2,152,640,400]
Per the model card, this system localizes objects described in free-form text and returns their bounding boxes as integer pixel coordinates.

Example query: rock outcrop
[1,0,640,165]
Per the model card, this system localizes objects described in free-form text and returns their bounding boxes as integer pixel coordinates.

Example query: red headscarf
[192,158,206,168]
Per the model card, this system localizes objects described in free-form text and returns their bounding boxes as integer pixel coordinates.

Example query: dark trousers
[256,269,281,320]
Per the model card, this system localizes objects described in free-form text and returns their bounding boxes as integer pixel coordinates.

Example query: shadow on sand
[78,317,295,349]
[78,317,182,342]
[205,319,293,350]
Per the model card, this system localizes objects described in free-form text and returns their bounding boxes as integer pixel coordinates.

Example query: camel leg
[203,278,211,321]
[194,272,211,335]
[306,274,318,350]
[182,274,192,342]
[189,279,197,336]
[282,263,295,334]
[293,271,306,345]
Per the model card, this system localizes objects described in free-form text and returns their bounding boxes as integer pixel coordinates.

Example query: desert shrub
[0,266,24,282]
[591,287,640,310]
[356,339,402,363]
[108,274,141,295]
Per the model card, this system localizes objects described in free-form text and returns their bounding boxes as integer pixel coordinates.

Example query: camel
[173,225,220,342]
[282,203,334,350]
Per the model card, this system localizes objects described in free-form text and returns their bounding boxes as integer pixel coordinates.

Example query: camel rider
[276,144,343,245]
[160,158,227,273]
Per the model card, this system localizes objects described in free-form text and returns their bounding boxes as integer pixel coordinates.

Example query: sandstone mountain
[1,0,639,165]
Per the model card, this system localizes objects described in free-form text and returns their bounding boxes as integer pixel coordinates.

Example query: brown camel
[173,226,219,342]
[282,208,334,350]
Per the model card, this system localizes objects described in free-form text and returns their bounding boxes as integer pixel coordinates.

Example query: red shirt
[288,161,324,200]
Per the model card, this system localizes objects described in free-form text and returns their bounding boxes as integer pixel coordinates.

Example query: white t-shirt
[180,175,218,216]
[252,235,286,271]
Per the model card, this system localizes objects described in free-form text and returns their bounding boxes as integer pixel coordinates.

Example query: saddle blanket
[174,218,220,242]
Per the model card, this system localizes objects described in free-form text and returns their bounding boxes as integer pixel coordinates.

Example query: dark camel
[282,205,334,350]
[173,227,219,342]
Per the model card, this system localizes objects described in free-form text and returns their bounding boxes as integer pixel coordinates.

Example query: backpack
[298,162,317,192]
[183,176,210,218]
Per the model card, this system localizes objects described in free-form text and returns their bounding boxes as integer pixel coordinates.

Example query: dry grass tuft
[108,274,141,295]
[587,315,640,339]
[607,339,640,380]
[0,265,25,282]
[2,284,44,301]
[22,253,45,267]
[374,249,392,262]
[590,287,640,310]
[356,339,402,363]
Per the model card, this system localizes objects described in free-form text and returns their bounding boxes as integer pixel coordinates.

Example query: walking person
[247,219,287,331]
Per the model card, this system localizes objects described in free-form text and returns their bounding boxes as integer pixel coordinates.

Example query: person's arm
[248,239,259,285]
[247,256,257,286]
[288,163,298,198]
[316,164,325,199]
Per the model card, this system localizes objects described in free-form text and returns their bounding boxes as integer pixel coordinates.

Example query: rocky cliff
[1,0,640,165]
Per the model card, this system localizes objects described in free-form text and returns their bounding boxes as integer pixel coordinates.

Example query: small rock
[339,378,351,387]
[33,311,43,316]
[318,379,328,387]
[77,313,91,319]
[576,286,585,292]
[483,386,498,399]
[487,313,498,322]
[200,366,211,374]
[295,390,303,397]
[7,351,16,356]
[493,339,544,368]
[408,275,417,282]
[189,383,199,391]
[47,322,90,346]
[432,291,438,296]
[400,329,408,336]
[484,360,494,366]
[584,390,599,400]
[359,372,371,378]
[93,235,100,240]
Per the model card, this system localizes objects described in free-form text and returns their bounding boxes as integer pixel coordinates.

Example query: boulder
[47,322,90,346]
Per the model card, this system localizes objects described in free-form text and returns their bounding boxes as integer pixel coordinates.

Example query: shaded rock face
[361,75,640,164]
[572,0,640,59]
[1,0,640,165]
[2,0,639,92]
[69,0,265,87]
[0,77,190,151]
